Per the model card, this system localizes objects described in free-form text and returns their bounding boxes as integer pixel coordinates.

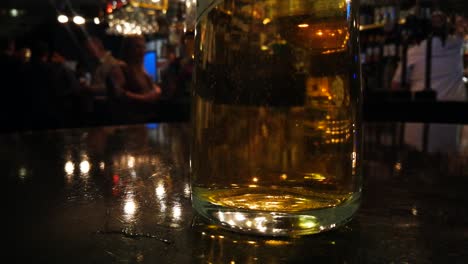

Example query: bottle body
[191,0,362,236]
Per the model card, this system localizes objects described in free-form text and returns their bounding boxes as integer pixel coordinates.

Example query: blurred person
[83,36,122,95]
[78,36,123,119]
[392,11,466,100]
[48,51,82,122]
[160,50,181,99]
[109,35,161,122]
[392,12,467,153]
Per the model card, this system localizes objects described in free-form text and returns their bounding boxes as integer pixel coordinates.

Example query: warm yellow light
[316,31,323,36]
[304,173,326,181]
[265,240,292,246]
[93,17,100,24]
[281,174,287,180]
[263,18,271,25]
[127,156,135,168]
[252,177,258,182]
[298,24,309,28]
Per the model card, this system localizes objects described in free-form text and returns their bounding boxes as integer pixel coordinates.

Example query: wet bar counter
[4,123,468,263]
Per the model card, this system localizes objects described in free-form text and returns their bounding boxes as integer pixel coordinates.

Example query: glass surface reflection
[191,215,360,263]
[4,124,191,248]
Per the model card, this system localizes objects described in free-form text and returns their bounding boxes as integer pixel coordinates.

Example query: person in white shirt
[83,36,123,96]
[392,12,467,153]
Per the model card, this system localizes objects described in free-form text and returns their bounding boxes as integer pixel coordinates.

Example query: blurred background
[0,0,466,133]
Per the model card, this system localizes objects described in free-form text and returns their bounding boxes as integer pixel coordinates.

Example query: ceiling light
[10,9,19,17]
[73,15,86,25]
[57,15,69,23]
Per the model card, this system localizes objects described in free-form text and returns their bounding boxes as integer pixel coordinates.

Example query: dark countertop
[4,123,468,263]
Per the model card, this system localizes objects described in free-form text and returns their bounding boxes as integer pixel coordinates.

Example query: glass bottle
[191,0,362,236]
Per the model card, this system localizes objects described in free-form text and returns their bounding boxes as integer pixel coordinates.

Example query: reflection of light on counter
[395,162,402,171]
[298,23,309,28]
[124,197,137,221]
[80,160,90,174]
[173,203,182,220]
[184,183,191,198]
[65,161,75,175]
[19,167,27,180]
[159,198,167,213]
[155,181,165,199]
[128,156,135,168]
[124,200,136,215]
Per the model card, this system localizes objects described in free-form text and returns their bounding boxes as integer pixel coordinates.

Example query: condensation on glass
[191,0,362,236]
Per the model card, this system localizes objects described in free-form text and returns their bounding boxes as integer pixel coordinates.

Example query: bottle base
[192,191,361,237]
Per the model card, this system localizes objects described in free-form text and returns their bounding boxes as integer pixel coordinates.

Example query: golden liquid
[192,0,361,216]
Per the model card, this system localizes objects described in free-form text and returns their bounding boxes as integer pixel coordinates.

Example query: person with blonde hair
[110,35,162,122]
